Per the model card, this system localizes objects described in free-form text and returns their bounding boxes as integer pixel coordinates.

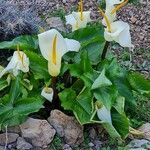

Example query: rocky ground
[0,110,150,150]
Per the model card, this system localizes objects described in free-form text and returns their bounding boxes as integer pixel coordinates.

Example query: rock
[48,110,84,146]
[0,133,19,146]
[0,146,5,150]
[139,123,150,140]
[89,128,97,140]
[88,142,94,147]
[130,16,137,24]
[128,139,150,149]
[17,137,33,150]
[63,144,72,150]
[20,118,56,148]
[2,126,21,134]
[46,17,66,32]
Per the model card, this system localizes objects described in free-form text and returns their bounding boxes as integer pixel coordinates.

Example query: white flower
[0,51,29,78]
[65,11,91,31]
[104,21,134,48]
[102,6,117,26]
[102,0,128,25]
[65,0,91,31]
[38,29,80,77]
[41,87,54,102]
[106,0,124,7]
[97,105,112,124]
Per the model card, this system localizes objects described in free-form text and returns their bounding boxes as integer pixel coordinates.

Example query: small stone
[20,118,56,148]
[63,144,72,150]
[88,142,94,147]
[17,137,33,150]
[130,16,137,24]
[128,139,150,148]
[89,128,97,140]
[0,146,5,150]
[139,123,150,140]
[48,110,84,146]
[46,17,66,32]
[0,133,19,146]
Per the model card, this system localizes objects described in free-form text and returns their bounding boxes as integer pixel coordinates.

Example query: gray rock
[46,17,66,32]
[128,139,150,148]
[88,142,94,147]
[139,123,150,140]
[63,144,72,150]
[2,126,21,134]
[0,133,19,146]
[0,146,5,150]
[20,118,56,148]
[17,137,33,150]
[48,110,84,146]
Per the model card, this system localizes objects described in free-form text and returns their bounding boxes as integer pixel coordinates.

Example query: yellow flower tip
[52,34,57,65]
[17,45,24,66]
[95,101,102,110]
[78,0,84,21]
[98,7,111,32]
[111,0,128,14]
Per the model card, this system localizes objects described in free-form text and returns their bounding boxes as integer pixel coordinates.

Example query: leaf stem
[101,41,109,60]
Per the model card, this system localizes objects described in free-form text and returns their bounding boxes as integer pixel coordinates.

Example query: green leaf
[59,88,93,125]
[0,96,44,129]
[112,109,129,139]
[69,51,96,87]
[0,35,38,51]
[93,86,118,110]
[98,58,136,106]
[92,69,112,89]
[0,78,9,91]
[9,77,20,104]
[66,24,105,64]
[128,72,150,98]
[25,51,50,80]
[113,96,125,115]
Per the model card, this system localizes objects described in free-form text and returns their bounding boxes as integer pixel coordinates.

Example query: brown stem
[101,41,109,60]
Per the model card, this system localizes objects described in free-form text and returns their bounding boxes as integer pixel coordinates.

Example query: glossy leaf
[128,72,150,98]
[66,24,105,64]
[0,35,38,51]
[25,51,50,80]
[59,88,93,125]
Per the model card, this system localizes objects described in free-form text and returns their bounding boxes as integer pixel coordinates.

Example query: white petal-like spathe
[64,38,80,54]
[65,14,77,31]
[0,51,29,78]
[97,105,112,124]
[104,21,133,48]
[41,87,54,102]
[102,6,117,26]
[65,11,91,31]
[72,11,91,28]
[38,29,67,60]
[38,29,81,77]
[106,0,124,7]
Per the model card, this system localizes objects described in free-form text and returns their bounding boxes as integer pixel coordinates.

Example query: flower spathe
[41,87,54,102]
[97,105,112,124]
[104,21,134,48]
[0,50,29,78]
[102,0,128,26]
[38,29,80,77]
[65,0,91,31]
[65,11,91,31]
